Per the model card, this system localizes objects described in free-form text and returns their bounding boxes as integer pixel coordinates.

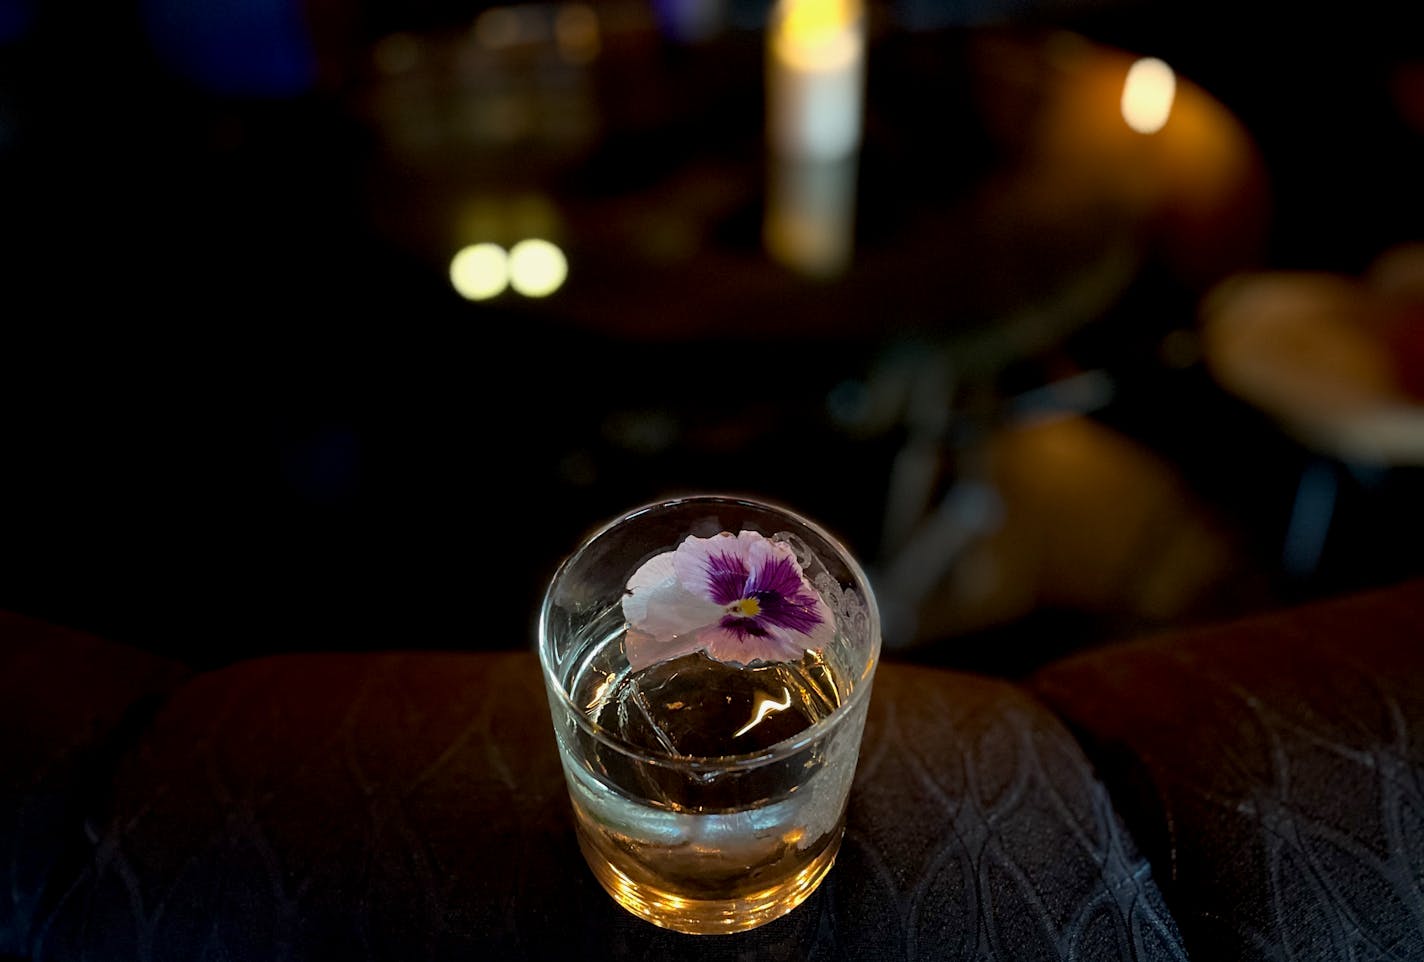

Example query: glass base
[575,827,842,935]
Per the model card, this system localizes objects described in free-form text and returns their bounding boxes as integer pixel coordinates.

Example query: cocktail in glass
[538,495,881,933]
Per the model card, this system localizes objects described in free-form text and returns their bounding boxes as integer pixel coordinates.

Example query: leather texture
[1034,578,1424,961]
[0,612,187,955]
[24,653,1183,960]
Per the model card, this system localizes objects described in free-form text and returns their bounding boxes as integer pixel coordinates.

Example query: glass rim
[537,493,882,771]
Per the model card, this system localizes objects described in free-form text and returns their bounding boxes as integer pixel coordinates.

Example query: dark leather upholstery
[9,579,1424,960]
[19,654,1182,960]
[1034,579,1424,961]
[0,613,187,956]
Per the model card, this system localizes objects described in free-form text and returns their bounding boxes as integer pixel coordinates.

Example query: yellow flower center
[731,597,762,618]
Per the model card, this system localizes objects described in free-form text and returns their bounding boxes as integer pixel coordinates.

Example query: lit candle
[766,0,865,161]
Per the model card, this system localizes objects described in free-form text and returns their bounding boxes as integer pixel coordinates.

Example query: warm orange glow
[572,802,844,933]
[475,7,525,49]
[764,155,856,277]
[772,0,861,71]
[1122,57,1176,134]
[555,3,600,64]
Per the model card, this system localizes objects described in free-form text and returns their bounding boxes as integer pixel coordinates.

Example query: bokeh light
[509,239,568,297]
[1121,57,1176,134]
[774,0,860,70]
[449,243,510,300]
[555,3,600,64]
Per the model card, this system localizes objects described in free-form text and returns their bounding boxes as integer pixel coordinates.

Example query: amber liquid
[561,639,854,933]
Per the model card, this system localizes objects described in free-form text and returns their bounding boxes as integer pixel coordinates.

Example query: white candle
[766,0,865,161]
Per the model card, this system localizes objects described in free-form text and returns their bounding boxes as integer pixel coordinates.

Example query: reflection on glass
[733,687,793,737]
[585,670,617,713]
[450,243,510,300]
[509,239,568,296]
[1121,57,1176,134]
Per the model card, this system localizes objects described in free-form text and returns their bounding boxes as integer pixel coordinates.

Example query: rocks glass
[538,495,880,933]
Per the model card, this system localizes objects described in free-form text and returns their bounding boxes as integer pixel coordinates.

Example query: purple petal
[703,550,751,605]
[673,531,757,605]
[717,613,768,638]
[741,537,831,637]
[752,587,826,636]
[744,539,805,599]
[632,530,839,668]
[697,622,808,666]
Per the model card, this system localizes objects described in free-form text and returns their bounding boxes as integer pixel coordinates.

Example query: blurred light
[479,94,535,143]
[767,0,865,160]
[507,195,561,241]
[373,32,422,75]
[774,0,860,72]
[555,3,600,64]
[764,155,856,277]
[775,0,858,69]
[1008,370,1116,421]
[1121,57,1176,134]
[476,6,527,49]
[509,239,568,297]
[449,243,509,300]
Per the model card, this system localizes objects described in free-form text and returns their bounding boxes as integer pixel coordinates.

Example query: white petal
[624,627,708,672]
[622,573,723,643]
[620,546,725,670]
[627,550,677,593]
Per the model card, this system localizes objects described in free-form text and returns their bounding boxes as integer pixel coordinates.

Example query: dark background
[0,0,1420,672]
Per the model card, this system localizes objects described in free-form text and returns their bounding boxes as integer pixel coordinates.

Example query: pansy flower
[622,530,835,670]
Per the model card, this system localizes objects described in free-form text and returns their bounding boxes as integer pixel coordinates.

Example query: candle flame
[1122,57,1176,134]
[772,0,861,71]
